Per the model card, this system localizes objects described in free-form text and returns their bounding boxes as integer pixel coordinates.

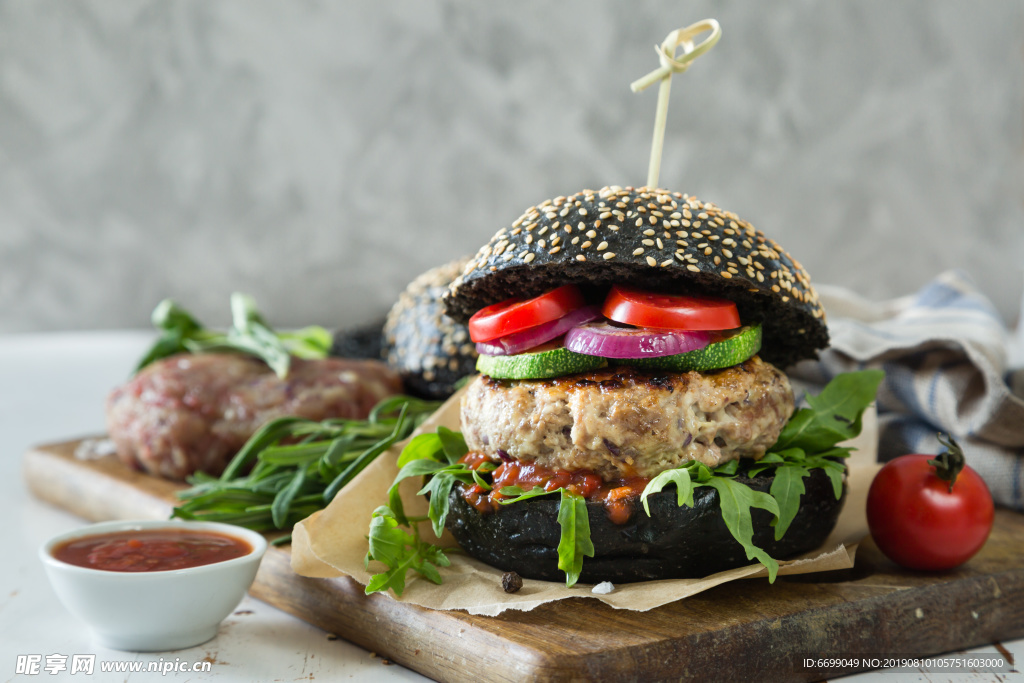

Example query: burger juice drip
[458,452,649,525]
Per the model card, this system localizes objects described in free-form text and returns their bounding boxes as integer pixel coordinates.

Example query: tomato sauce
[52,529,252,572]
[458,452,650,524]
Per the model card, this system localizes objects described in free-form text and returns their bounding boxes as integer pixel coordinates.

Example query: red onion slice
[564,321,711,359]
[475,306,603,356]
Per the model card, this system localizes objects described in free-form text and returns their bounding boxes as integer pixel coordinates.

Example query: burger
[402,186,867,586]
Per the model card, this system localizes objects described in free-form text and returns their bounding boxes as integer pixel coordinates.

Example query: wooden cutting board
[25,438,1024,683]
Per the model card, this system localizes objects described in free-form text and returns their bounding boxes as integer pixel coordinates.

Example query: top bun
[444,186,827,368]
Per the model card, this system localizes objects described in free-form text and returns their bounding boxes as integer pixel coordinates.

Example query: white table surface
[1,332,1019,682]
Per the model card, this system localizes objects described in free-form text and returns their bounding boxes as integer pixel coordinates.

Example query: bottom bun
[445,464,845,584]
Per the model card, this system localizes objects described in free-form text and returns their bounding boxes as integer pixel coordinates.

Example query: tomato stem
[928,433,966,493]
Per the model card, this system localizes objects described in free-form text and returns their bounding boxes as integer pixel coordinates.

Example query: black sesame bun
[330,320,385,361]
[382,258,478,400]
[445,186,827,368]
[446,464,845,583]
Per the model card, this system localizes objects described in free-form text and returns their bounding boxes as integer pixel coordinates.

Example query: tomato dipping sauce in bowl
[52,529,252,572]
[41,520,267,652]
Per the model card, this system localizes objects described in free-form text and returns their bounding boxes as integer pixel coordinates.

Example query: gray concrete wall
[2,1,1022,333]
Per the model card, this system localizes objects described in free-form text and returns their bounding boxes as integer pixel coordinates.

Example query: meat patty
[461,356,794,481]
[106,353,402,479]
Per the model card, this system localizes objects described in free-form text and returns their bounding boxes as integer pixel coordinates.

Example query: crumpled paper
[291,387,879,616]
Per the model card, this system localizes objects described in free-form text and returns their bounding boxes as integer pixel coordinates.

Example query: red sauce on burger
[458,452,649,524]
[52,529,252,572]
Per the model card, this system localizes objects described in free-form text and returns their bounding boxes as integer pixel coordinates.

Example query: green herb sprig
[136,294,333,378]
[172,395,442,543]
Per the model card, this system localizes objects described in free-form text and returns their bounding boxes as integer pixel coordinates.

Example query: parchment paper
[292,386,880,615]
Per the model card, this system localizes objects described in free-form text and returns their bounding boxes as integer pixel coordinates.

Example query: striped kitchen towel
[790,270,1024,511]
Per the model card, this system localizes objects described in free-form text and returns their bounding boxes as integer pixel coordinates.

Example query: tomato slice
[602,284,740,330]
[468,285,586,343]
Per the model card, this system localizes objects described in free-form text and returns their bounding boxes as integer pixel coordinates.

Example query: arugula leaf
[364,506,449,596]
[396,433,444,467]
[700,477,781,582]
[556,489,594,587]
[773,370,884,452]
[769,464,808,540]
[497,485,556,504]
[641,465,694,515]
[419,473,458,537]
[133,294,335,378]
[437,427,469,464]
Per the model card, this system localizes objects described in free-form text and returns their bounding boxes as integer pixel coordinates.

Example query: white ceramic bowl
[40,519,267,652]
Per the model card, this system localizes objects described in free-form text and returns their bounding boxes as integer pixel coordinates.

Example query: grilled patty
[461,356,794,481]
[107,353,401,479]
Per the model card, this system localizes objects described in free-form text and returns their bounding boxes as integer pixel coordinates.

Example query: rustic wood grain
[25,438,1024,682]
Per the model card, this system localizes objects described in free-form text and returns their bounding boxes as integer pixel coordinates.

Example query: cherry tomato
[866,436,993,571]
[468,285,585,343]
[602,284,740,330]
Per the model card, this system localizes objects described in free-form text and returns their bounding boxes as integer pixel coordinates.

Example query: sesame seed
[597,241,608,250]
[599,212,612,220]
[635,218,643,227]
[646,256,657,266]
[603,252,616,260]
[538,226,548,236]
[525,235,533,244]
[576,255,586,262]
[586,230,597,238]
[551,236,561,246]
[545,212,557,220]
[559,208,569,217]
[549,246,561,254]
[687,264,700,272]
[579,208,588,216]
[633,248,644,256]
[539,239,546,248]
[704,247,712,256]
[581,241,592,249]
[571,236,580,245]
[670,212,682,219]
[649,216,657,225]
[697,242,708,248]
[609,225,619,231]
[643,229,656,236]
[661,259,673,267]
[577,222,585,231]
[642,239,655,246]
[723,249,733,258]
[721,271,732,278]
[656,238,664,249]
[524,253,536,263]
[511,227,521,236]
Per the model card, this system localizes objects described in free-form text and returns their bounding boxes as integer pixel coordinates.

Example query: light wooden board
[25,438,1024,682]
